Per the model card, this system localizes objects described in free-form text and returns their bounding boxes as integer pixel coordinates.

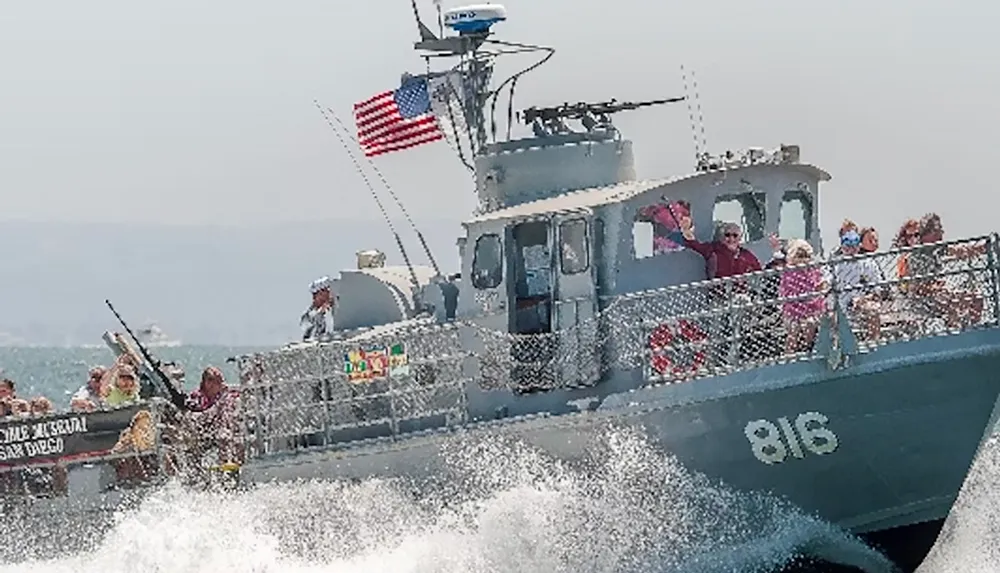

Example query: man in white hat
[300,276,335,342]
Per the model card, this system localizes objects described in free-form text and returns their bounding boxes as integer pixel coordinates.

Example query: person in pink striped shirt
[778,239,827,353]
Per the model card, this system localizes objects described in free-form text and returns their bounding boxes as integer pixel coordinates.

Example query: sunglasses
[724,232,740,239]
[841,239,861,247]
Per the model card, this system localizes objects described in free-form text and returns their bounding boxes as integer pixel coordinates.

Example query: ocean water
[0,345,264,407]
[0,345,997,573]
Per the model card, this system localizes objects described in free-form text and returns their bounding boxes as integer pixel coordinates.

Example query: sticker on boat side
[743,412,839,465]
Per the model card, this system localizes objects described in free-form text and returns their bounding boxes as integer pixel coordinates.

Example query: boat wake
[0,428,904,572]
[916,434,1000,573]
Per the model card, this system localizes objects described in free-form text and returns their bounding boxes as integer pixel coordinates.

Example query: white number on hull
[744,412,839,465]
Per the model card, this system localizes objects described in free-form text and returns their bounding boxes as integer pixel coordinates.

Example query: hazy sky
[2,0,999,247]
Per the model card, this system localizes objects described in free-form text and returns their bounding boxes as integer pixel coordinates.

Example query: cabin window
[779,189,813,240]
[472,234,502,289]
[633,199,690,259]
[594,218,605,285]
[559,218,589,275]
[712,192,766,242]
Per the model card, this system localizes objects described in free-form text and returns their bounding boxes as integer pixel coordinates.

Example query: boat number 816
[743,412,839,465]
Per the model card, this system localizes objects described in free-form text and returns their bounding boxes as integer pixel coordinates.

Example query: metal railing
[231,235,1000,458]
[234,321,469,459]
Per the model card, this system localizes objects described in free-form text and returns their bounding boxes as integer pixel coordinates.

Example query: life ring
[647,319,708,376]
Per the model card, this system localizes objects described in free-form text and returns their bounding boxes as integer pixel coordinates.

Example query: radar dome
[442,4,507,34]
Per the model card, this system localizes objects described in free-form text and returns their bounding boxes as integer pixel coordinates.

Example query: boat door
[552,213,601,387]
[507,218,556,389]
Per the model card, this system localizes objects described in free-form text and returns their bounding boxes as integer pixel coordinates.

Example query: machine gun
[519,97,686,135]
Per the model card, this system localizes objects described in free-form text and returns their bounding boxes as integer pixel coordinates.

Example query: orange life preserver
[647,319,708,377]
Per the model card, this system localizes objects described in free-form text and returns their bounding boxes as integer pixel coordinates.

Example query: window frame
[471,233,503,290]
[559,218,590,275]
[778,189,814,240]
[711,192,767,242]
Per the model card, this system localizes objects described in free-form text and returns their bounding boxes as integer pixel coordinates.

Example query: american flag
[353,77,445,157]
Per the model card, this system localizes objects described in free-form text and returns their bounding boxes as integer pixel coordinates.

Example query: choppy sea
[0,345,997,573]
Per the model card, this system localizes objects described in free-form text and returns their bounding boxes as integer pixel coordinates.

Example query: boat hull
[243,331,1000,543]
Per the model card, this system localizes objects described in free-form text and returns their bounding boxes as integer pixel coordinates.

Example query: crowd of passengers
[0,338,241,496]
[667,211,988,357]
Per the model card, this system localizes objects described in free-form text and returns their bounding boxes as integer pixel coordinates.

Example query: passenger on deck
[752,235,789,361]
[71,366,108,412]
[674,218,762,282]
[830,230,883,340]
[893,219,921,292]
[301,276,335,342]
[859,227,880,254]
[830,219,859,258]
[671,218,763,365]
[779,240,827,352]
[910,213,985,329]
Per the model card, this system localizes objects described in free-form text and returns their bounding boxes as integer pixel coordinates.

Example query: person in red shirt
[668,217,766,365]
[675,218,762,280]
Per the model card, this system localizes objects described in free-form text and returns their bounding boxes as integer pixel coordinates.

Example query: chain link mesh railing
[232,234,1000,460]
[235,322,468,459]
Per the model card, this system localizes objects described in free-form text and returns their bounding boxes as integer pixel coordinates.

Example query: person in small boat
[181,366,244,469]
[301,276,335,342]
[29,396,52,416]
[104,362,141,407]
[779,240,828,353]
[909,213,986,329]
[0,378,30,418]
[71,366,108,412]
[110,408,160,485]
[830,230,883,340]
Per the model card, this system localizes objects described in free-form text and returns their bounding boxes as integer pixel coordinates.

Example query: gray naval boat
[227,3,1000,570]
[2,3,998,571]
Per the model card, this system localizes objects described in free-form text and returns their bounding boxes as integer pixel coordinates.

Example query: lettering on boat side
[743,412,839,465]
[0,416,88,462]
[0,404,148,467]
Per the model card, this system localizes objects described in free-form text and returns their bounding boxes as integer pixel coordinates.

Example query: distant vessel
[0,332,26,347]
[134,323,181,348]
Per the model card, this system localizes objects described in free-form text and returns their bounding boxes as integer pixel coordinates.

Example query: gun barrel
[520,96,685,124]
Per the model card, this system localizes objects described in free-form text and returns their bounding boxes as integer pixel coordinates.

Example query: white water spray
[916,436,1000,573]
[0,427,898,573]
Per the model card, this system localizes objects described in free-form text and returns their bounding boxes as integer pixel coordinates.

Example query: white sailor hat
[309,276,332,294]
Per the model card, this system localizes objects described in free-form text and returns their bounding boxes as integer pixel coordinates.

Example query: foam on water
[916,436,1000,573]
[0,427,898,573]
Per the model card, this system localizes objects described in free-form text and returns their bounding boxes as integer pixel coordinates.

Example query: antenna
[411,0,439,41]
[324,106,443,276]
[313,101,423,298]
[433,0,444,37]
[680,64,702,166]
[690,67,709,157]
